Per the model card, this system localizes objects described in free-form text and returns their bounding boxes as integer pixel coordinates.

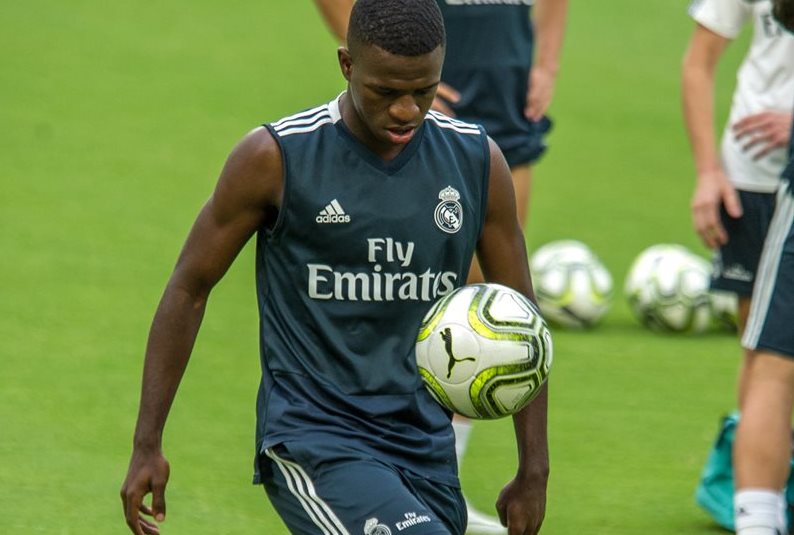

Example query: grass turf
[0,0,752,532]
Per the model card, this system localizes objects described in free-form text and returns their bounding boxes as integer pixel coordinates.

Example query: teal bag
[695,412,794,531]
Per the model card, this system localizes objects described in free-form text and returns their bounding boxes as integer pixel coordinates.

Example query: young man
[119,1,549,535]
[731,3,794,534]
[682,4,794,525]
[314,2,566,532]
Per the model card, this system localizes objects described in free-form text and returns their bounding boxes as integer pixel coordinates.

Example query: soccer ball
[624,244,712,333]
[415,283,552,419]
[529,240,613,328]
[710,290,739,331]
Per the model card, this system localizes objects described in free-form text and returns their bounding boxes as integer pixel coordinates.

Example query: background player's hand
[691,168,742,249]
[495,474,547,535]
[732,111,793,160]
[120,448,170,535]
[525,66,556,122]
[432,82,460,117]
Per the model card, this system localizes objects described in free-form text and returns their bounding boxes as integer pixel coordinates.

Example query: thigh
[260,446,463,535]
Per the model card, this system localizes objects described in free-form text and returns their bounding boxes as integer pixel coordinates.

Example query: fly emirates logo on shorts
[306,238,457,302]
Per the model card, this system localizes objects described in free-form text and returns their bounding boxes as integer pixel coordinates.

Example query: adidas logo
[316,199,351,224]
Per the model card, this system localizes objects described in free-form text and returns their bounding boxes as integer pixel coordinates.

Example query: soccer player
[682,2,794,524]
[314,2,566,532]
[119,2,549,535]
[731,2,794,534]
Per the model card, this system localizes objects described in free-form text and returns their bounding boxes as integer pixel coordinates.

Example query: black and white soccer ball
[624,244,712,333]
[529,240,613,328]
[415,283,552,419]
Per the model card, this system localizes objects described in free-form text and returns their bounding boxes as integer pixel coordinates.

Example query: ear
[337,47,353,82]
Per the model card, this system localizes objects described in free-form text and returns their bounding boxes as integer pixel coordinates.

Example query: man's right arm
[120,127,283,535]
[681,23,741,249]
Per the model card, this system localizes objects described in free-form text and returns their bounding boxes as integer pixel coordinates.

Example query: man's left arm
[476,137,549,535]
[526,0,568,122]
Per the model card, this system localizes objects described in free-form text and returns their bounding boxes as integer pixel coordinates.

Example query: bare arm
[477,138,548,535]
[525,0,568,121]
[314,0,354,44]
[681,23,742,249]
[120,127,283,535]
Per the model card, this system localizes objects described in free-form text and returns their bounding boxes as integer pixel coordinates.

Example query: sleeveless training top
[437,1,545,167]
[253,95,490,485]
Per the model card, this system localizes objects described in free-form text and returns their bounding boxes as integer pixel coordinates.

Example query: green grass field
[1,1,753,532]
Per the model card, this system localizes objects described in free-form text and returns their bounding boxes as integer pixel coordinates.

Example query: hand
[431,82,460,116]
[525,67,556,123]
[120,448,171,535]
[495,473,548,535]
[691,168,742,249]
[732,111,793,160]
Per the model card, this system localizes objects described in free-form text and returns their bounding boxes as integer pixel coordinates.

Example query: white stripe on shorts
[743,182,794,350]
[265,448,350,535]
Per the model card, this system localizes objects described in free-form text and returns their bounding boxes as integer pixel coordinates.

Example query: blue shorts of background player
[260,444,467,535]
[743,180,794,358]
[711,190,777,297]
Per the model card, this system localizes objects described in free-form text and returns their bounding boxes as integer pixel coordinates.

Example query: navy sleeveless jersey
[437,1,546,167]
[253,96,490,485]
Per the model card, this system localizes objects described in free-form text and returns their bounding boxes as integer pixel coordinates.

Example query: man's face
[338,43,444,158]
[773,0,794,32]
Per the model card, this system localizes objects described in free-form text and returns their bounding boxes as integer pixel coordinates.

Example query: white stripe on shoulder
[265,448,350,535]
[274,111,332,132]
[276,117,335,137]
[426,110,481,134]
[272,104,330,128]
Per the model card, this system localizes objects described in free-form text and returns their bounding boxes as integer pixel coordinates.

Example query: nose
[389,94,419,124]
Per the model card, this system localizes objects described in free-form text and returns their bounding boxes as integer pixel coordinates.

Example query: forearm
[682,59,721,176]
[532,0,568,76]
[314,0,354,44]
[513,382,549,482]
[132,281,209,450]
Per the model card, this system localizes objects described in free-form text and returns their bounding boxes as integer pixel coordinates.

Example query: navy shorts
[711,190,776,296]
[259,444,467,535]
[743,181,794,358]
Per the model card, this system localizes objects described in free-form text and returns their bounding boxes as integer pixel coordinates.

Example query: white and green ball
[624,244,712,333]
[529,240,613,328]
[415,283,552,419]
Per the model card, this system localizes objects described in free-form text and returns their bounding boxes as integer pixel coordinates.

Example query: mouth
[386,126,416,144]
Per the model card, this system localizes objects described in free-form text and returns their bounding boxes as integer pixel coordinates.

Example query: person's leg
[261,446,460,535]
[733,351,794,535]
[736,297,754,409]
[734,183,794,535]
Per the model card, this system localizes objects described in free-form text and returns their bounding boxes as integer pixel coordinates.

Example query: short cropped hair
[773,0,794,32]
[347,0,445,57]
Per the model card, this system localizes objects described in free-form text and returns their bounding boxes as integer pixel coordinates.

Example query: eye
[374,87,397,97]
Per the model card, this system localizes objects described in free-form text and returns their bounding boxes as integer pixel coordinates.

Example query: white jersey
[690,0,794,192]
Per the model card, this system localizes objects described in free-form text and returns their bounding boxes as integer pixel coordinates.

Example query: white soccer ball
[709,290,739,331]
[624,244,712,333]
[529,240,613,328]
[415,283,552,419]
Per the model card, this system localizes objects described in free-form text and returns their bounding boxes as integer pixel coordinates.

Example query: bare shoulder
[216,126,284,212]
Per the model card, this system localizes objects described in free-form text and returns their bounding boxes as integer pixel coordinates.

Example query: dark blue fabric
[437,1,550,166]
[253,103,490,486]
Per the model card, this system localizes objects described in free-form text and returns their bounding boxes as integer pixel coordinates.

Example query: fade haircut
[773,0,794,32]
[347,0,445,57]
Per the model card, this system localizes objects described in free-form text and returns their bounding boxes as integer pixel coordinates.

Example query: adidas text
[316,213,350,224]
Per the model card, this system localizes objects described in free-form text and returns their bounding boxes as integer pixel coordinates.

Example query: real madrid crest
[434,186,463,234]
